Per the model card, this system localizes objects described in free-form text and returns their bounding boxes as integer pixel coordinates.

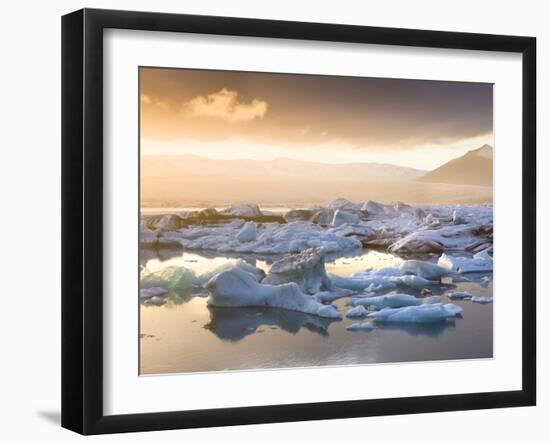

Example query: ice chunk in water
[345,305,368,319]
[471,296,493,304]
[368,303,462,323]
[236,221,257,242]
[438,252,493,273]
[144,296,167,306]
[141,266,196,291]
[446,291,473,300]
[347,322,376,332]
[139,287,168,300]
[351,293,422,309]
[206,268,342,319]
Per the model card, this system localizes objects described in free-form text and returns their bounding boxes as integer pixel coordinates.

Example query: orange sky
[140,67,493,170]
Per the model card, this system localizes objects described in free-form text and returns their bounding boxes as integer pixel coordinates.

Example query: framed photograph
[61,8,536,435]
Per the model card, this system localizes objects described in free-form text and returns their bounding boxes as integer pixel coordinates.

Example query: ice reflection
[373,319,457,337]
[204,306,340,341]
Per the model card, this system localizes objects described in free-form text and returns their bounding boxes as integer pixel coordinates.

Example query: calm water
[140,249,492,375]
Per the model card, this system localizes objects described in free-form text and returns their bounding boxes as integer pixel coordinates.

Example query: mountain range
[418,145,493,186]
[141,154,427,180]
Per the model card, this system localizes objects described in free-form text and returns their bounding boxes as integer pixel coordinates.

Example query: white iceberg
[350,293,422,309]
[313,288,356,303]
[331,209,361,227]
[236,221,257,242]
[391,275,438,291]
[471,296,493,304]
[361,200,385,215]
[262,247,333,294]
[446,291,473,300]
[329,273,397,292]
[345,305,369,318]
[399,260,459,281]
[368,303,463,324]
[437,251,493,273]
[346,322,376,331]
[174,220,362,255]
[206,268,342,319]
[222,204,262,217]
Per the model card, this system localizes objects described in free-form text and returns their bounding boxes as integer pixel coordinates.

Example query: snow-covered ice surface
[140,199,493,374]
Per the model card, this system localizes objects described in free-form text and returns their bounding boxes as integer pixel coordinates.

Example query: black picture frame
[61,8,536,435]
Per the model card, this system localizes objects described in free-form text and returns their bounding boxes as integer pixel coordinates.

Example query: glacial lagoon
[140,246,493,375]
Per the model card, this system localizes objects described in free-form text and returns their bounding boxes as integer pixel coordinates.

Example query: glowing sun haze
[140,67,493,170]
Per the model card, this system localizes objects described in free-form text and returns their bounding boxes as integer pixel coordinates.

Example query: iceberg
[446,290,473,300]
[262,248,333,294]
[283,209,313,222]
[368,303,463,324]
[329,273,397,292]
[139,286,168,300]
[399,260,459,281]
[236,221,257,242]
[141,266,196,292]
[313,288,356,304]
[173,220,362,255]
[389,214,493,254]
[154,214,185,231]
[345,305,369,318]
[310,208,335,226]
[327,198,359,211]
[346,322,376,331]
[222,204,263,217]
[143,296,167,306]
[331,209,361,227]
[471,296,493,304]
[391,275,439,291]
[206,268,342,319]
[437,251,493,273]
[361,200,385,215]
[140,221,158,246]
[350,293,422,309]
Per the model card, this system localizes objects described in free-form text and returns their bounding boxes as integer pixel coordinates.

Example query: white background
[0,1,546,442]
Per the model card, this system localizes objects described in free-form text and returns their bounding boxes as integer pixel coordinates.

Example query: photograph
[138,67,494,375]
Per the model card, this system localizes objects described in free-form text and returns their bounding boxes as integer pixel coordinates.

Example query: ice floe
[143,296,167,306]
[438,250,493,273]
[345,305,369,318]
[331,209,361,227]
[350,293,422,309]
[262,247,333,294]
[171,221,362,255]
[346,322,376,331]
[206,268,342,319]
[446,290,473,300]
[471,296,493,304]
[139,286,168,300]
[236,221,257,242]
[222,204,263,217]
[367,303,463,324]
[141,200,493,263]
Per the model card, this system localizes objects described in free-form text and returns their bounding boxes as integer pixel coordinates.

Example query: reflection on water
[204,306,339,341]
[373,319,456,338]
[140,247,493,375]
[141,247,401,277]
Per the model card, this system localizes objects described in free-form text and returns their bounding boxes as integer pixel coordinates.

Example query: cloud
[140,94,152,105]
[183,88,268,122]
